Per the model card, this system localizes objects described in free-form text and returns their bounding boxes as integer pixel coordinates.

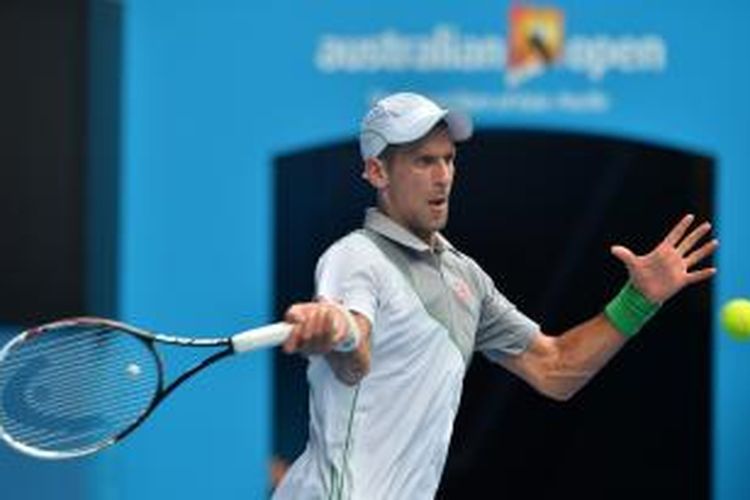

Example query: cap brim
[444,110,473,142]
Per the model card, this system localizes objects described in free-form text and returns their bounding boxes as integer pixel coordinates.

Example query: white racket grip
[231,322,293,353]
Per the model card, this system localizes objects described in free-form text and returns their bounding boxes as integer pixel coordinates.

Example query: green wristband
[604,282,661,337]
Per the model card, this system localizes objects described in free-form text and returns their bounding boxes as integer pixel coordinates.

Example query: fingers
[316,298,349,346]
[282,302,345,354]
[664,214,695,246]
[686,267,717,285]
[676,221,712,255]
[610,245,637,267]
[685,239,719,268]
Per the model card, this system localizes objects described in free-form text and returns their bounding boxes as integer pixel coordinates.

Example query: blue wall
[105,1,273,499]
[115,2,750,498]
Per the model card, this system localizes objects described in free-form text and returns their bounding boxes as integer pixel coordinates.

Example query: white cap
[359,92,473,160]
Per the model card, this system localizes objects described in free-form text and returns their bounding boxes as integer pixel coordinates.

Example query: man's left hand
[610,214,718,303]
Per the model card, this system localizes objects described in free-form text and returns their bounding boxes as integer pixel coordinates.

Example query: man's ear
[362,157,389,189]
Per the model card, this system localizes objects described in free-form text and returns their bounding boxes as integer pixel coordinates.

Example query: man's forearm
[547,313,628,399]
[503,214,716,401]
[326,346,371,386]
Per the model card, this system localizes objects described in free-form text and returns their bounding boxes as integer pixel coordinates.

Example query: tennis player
[271,92,718,499]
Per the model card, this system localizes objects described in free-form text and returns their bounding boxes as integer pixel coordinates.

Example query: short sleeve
[471,262,539,358]
[314,235,379,325]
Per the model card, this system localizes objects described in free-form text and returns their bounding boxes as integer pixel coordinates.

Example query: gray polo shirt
[273,208,539,500]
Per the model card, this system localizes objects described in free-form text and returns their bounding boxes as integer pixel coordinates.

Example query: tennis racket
[0,316,356,460]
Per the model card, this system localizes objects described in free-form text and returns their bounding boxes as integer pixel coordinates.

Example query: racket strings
[0,327,116,369]
[0,325,160,455]
[1,393,154,447]
[7,377,157,419]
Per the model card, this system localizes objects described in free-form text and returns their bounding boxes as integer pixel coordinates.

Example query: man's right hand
[283,302,351,355]
[283,301,372,385]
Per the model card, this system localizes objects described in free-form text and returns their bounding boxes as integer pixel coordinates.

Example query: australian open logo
[314,3,668,113]
[504,4,666,88]
[506,4,564,87]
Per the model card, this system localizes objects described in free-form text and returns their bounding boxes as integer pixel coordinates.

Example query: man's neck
[375,206,439,250]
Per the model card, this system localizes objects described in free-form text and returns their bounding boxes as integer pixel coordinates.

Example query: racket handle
[230,318,361,354]
[231,322,293,353]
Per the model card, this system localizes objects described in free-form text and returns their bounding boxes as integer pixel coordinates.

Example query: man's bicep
[470,259,540,357]
[493,331,557,390]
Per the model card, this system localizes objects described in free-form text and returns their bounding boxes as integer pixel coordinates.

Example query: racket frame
[0,316,333,460]
[0,317,237,460]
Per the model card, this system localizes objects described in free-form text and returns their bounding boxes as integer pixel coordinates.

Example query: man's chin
[429,213,449,232]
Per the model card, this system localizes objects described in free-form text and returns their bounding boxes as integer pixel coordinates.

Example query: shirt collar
[364,207,454,254]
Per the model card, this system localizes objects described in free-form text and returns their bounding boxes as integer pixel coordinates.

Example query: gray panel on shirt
[359,228,537,365]
[362,229,478,364]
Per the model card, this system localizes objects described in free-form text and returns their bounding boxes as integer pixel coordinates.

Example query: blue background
[1,1,749,498]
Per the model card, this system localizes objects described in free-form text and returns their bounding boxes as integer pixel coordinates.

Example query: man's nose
[433,159,453,183]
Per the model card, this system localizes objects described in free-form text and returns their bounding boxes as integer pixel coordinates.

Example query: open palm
[611,214,718,303]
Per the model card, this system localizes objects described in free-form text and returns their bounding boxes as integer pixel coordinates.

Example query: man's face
[378,127,456,243]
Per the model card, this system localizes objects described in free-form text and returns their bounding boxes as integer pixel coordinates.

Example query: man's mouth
[428,197,448,208]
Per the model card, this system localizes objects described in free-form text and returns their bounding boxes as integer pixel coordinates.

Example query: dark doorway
[273,129,713,499]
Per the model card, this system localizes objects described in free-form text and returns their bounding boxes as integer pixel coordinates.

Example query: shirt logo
[450,277,474,306]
